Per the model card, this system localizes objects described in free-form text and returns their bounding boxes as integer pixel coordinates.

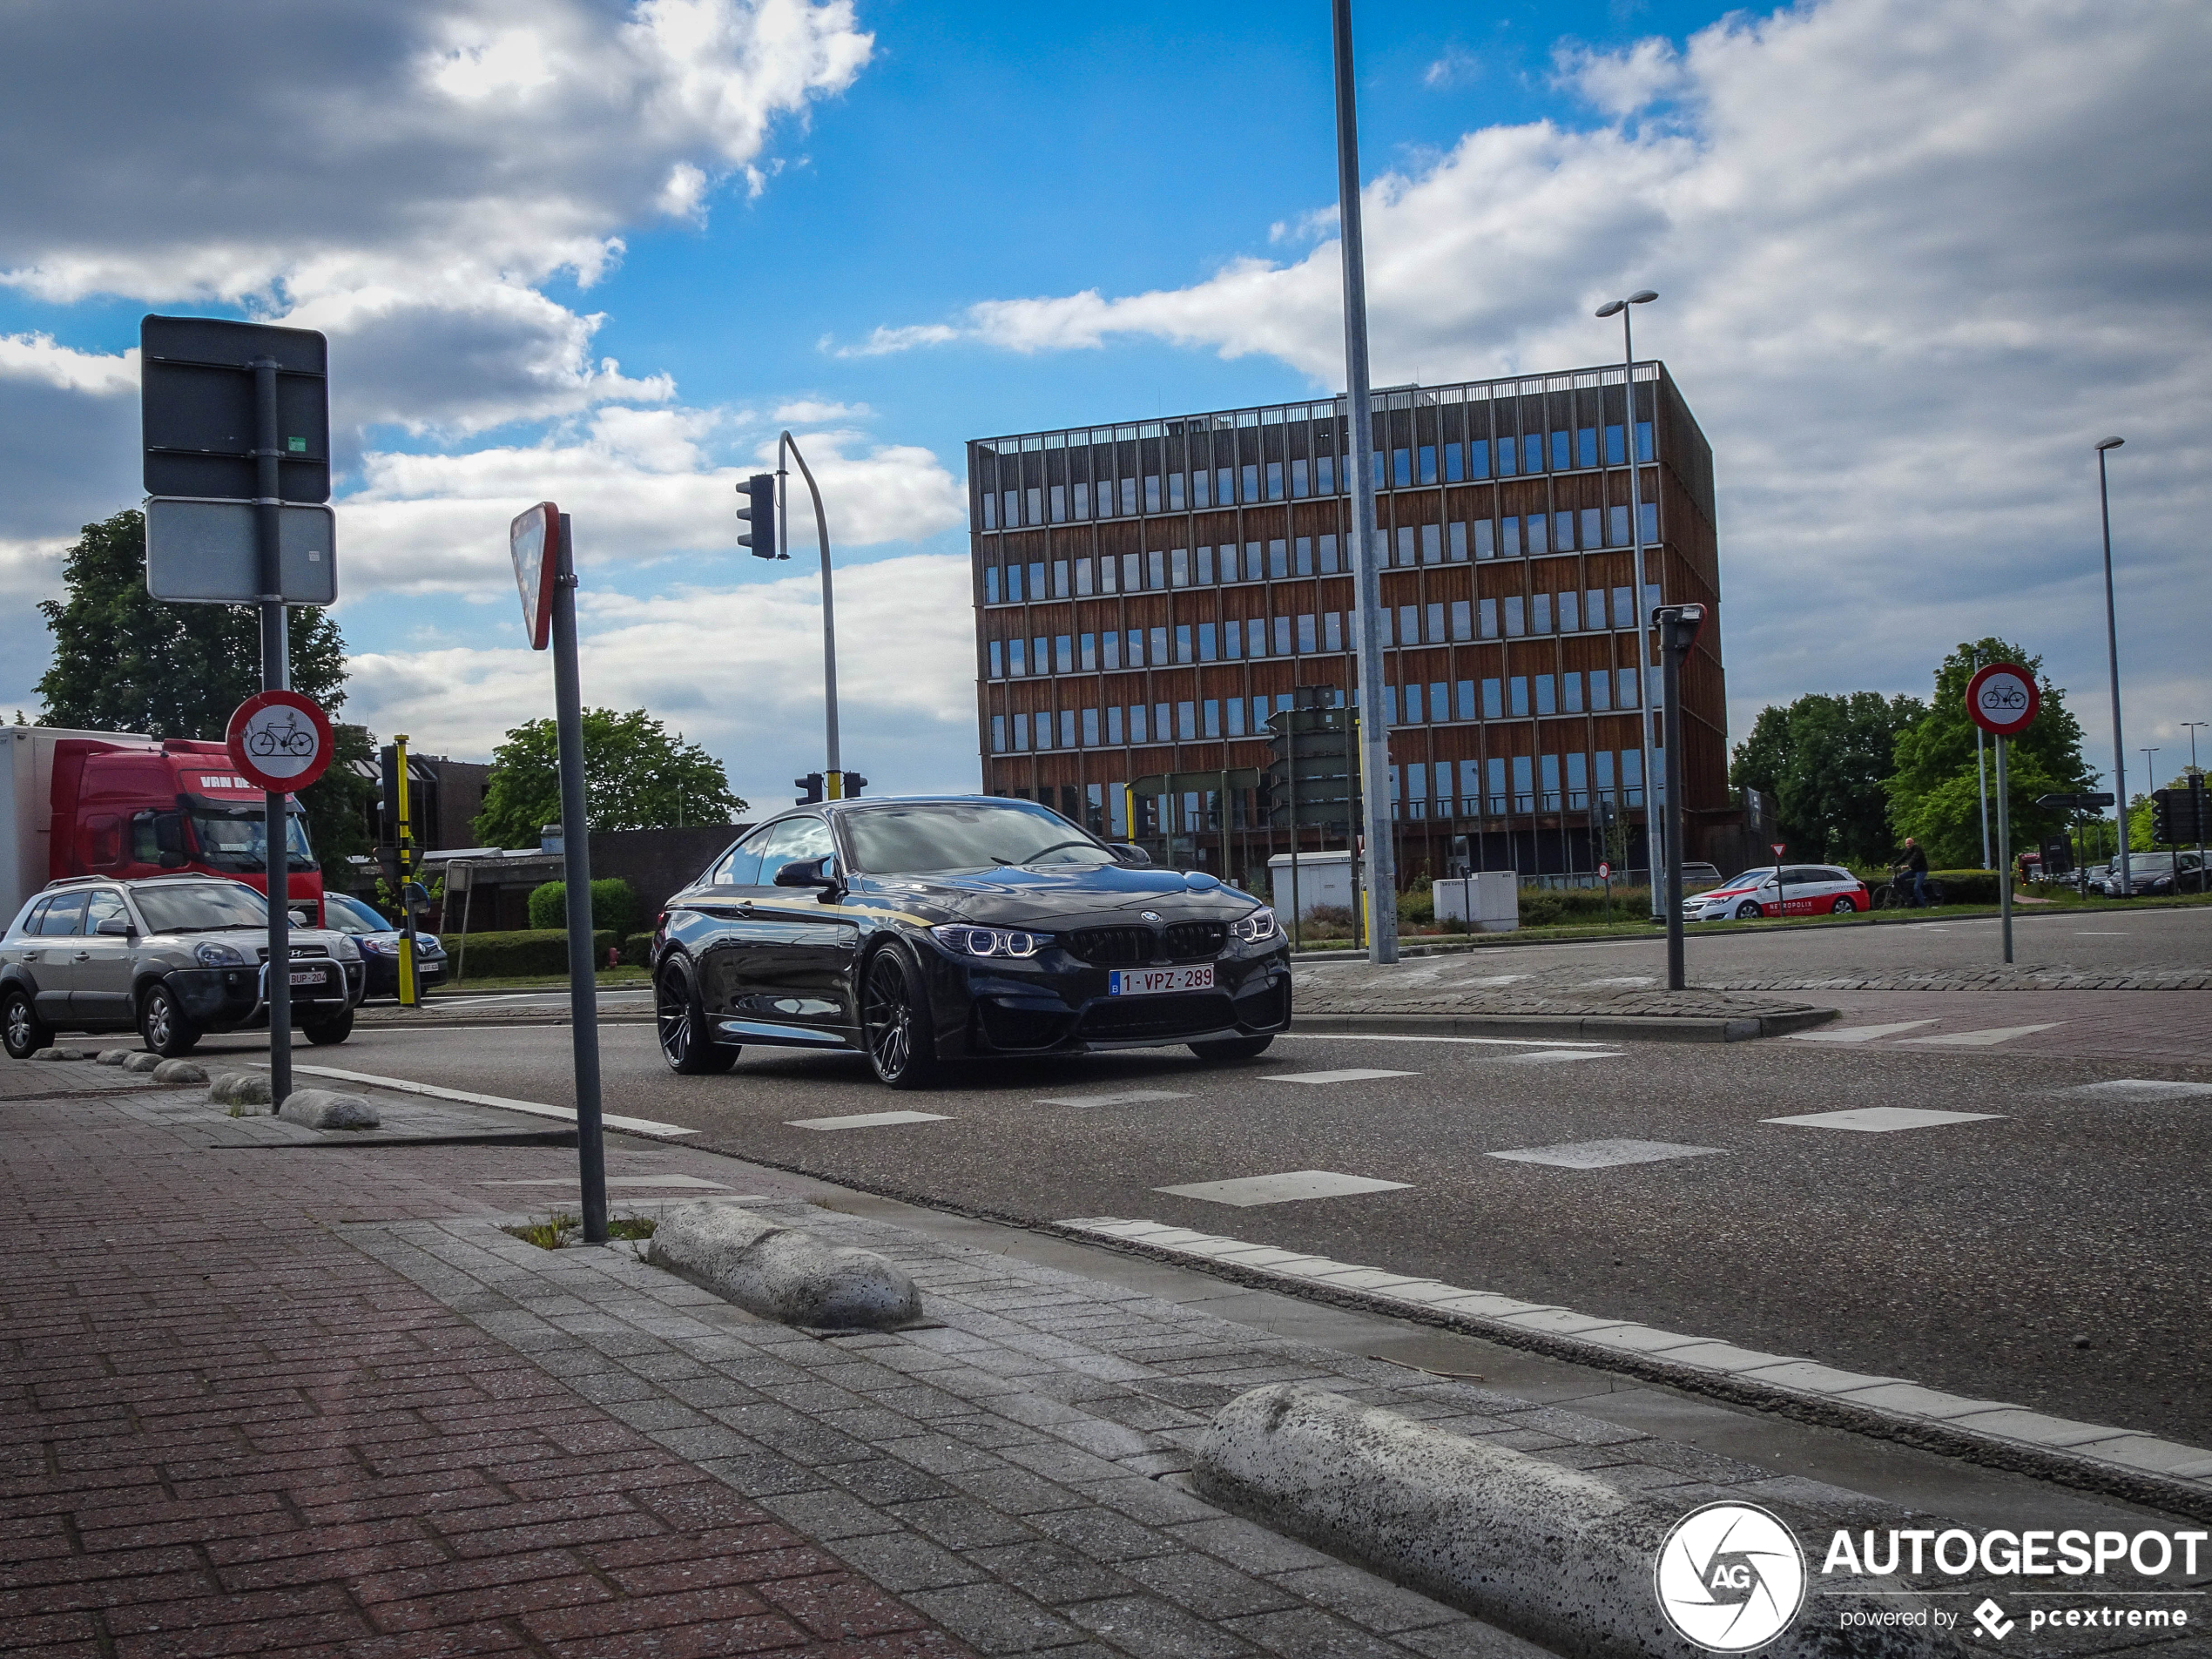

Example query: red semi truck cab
[1,728,323,925]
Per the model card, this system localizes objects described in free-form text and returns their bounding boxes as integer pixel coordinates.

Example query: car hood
[851,866,1261,929]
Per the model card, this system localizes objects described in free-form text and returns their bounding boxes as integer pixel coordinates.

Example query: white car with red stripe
[1684,865,1871,921]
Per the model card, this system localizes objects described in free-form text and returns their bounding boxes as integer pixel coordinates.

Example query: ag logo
[1654,1502,1806,1651]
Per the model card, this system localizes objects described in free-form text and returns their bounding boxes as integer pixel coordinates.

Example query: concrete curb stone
[277,1088,381,1130]
[209,1071,274,1107]
[95,1047,134,1065]
[31,1046,95,1061]
[120,1050,163,1072]
[151,1058,209,1084]
[1293,1008,1838,1043]
[647,1199,922,1330]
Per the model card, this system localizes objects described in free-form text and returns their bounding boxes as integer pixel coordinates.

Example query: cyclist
[1892,838,1930,907]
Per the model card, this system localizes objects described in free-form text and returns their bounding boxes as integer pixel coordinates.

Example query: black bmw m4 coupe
[651,795,1291,1088]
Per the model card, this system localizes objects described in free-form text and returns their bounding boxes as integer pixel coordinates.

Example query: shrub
[1928,868,2000,905]
[622,932,656,966]
[527,878,637,937]
[449,928,616,980]
[1518,886,1652,927]
[1396,888,1434,925]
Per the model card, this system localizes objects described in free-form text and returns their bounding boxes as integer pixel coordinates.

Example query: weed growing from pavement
[504,1212,658,1249]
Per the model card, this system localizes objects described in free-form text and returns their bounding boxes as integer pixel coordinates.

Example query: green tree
[34,509,372,881]
[1730,691,1925,865]
[1885,638,2094,867]
[474,709,746,847]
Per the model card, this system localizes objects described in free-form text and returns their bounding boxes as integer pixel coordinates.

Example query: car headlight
[356,936,388,954]
[328,935,360,961]
[1230,907,1279,943]
[933,925,1051,958]
[194,941,246,967]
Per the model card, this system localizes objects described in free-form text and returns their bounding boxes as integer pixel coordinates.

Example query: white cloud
[855,0,2212,772]
[346,551,979,806]
[772,398,873,424]
[1423,46,1482,91]
[822,322,961,359]
[0,334,136,396]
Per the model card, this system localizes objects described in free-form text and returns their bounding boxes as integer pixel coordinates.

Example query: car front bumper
[168,960,365,1028]
[921,942,1293,1058]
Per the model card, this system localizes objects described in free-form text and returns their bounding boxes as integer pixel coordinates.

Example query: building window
[1418,444,1437,485]
[1157,702,1172,742]
[1617,667,1639,707]
[1613,585,1634,631]
[1032,634,1048,671]
[1531,594,1552,634]
[1120,478,1138,516]
[1004,563,1022,604]
[1102,631,1122,671]
[1226,698,1245,737]
[1295,536,1314,575]
[1057,710,1074,747]
[1008,638,1027,675]
[1588,669,1611,711]
[1641,501,1659,543]
[1248,617,1267,658]
[1606,424,1625,466]
[1012,711,1029,751]
[1082,708,1100,745]
[1176,624,1192,664]
[1468,439,1491,480]
[988,640,1003,678]
[1297,614,1317,653]
[1447,522,1467,562]
[1319,533,1339,572]
[1420,524,1442,564]
[1147,550,1165,590]
[1393,526,1413,567]
[1168,472,1184,511]
[1501,516,1521,557]
[1513,754,1534,811]
[1483,678,1503,718]
[1449,599,1472,642]
[1479,597,1498,638]
[1324,610,1343,651]
[1027,487,1042,524]
[1291,458,1309,498]
[1203,699,1221,737]
[1487,755,1507,813]
[1217,466,1234,505]
[1144,475,1161,513]
[1170,548,1189,587]
[1316,454,1336,495]
[1504,597,1525,637]
[1563,671,1584,713]
[1496,434,1516,477]
[1420,601,1441,643]
[1546,432,1567,472]
[1197,622,1217,662]
[1032,711,1049,749]
[1554,512,1574,552]
[1272,616,1291,656]
[1029,561,1045,597]
[1150,625,1169,664]
[1073,481,1090,519]
[1049,484,1066,523]
[1108,706,1123,744]
[1454,680,1475,720]
[981,492,997,529]
[1397,604,1418,644]
[1129,705,1147,743]
[984,566,1001,604]
[1541,752,1561,809]
[1622,747,1644,804]
[1527,515,1548,556]
[1386,685,1402,724]
[1577,428,1597,469]
[1636,420,1654,462]
[1535,674,1556,716]
[1524,435,1544,475]
[1251,696,1271,733]
[1055,635,1072,672]
[1428,682,1447,726]
[1265,461,1284,500]
[1245,540,1263,576]
[1122,552,1141,591]
[1510,676,1530,717]
[1266,539,1287,579]
[1581,508,1602,551]
[1080,632,1097,671]
[990,714,1005,752]
[1392,448,1412,488]
[1242,463,1260,503]
[1557,591,1580,634]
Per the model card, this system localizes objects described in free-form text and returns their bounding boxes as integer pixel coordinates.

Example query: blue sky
[3,0,2207,820]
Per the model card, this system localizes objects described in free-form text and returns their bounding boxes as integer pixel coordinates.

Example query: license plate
[289,968,326,986]
[1109,965,1214,995]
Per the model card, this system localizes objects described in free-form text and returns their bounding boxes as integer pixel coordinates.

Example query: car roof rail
[40,875,111,890]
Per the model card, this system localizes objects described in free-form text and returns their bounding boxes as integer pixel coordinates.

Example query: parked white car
[1683,865,1871,922]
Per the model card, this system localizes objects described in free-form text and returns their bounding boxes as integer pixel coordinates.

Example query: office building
[968,364,1728,889]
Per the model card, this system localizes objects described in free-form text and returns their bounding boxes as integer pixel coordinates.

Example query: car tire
[303,1008,354,1045]
[1190,1035,1274,1062]
[861,945,940,1090]
[3,987,52,1060]
[657,958,737,1075]
[1734,900,1764,920]
[1831,896,1857,914]
[139,984,199,1058]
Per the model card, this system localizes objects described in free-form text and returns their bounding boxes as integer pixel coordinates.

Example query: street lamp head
[1595,300,1625,318]
[1629,289,1659,305]
[2095,435,2124,450]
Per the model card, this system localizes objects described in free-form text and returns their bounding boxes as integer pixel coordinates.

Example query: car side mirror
[774,856,839,890]
[158,852,186,869]
[95,917,132,937]
[1109,842,1150,867]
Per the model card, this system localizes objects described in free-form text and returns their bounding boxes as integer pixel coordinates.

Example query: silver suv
[1,875,365,1059]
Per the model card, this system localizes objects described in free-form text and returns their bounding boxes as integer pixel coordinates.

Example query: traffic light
[2152,784,2208,845]
[840,772,867,799]
[795,772,825,804]
[737,473,779,559]
[376,743,401,843]
[1261,708,1357,828]
[2151,790,2172,846]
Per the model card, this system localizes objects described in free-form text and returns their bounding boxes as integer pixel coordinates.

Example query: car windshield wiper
[995,840,1097,866]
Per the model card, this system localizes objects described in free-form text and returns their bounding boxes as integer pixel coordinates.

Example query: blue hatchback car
[322,892,447,998]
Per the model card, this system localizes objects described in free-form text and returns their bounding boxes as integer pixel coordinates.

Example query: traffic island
[646,1199,923,1330]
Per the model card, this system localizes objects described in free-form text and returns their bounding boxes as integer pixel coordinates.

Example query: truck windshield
[134,882,268,934]
[189,807,314,873]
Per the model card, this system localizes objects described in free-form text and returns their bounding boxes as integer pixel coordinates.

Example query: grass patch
[503,1212,658,1249]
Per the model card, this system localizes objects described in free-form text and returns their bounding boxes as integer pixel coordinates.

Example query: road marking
[1153,1170,1411,1207]
[2073,932,2129,935]
[1276,1033,1617,1049]
[261,1062,698,1136]
[785,1109,948,1131]
[478,1175,732,1188]
[1487,1138,1728,1170]
[1784,1020,1939,1043]
[1576,975,1656,988]
[1259,1068,1418,1085]
[1896,1023,2062,1047]
[1764,1106,2005,1132]
[1491,1050,1624,1066]
[2068,1079,2212,1100]
[1034,1089,1193,1109]
[355,1022,657,1033]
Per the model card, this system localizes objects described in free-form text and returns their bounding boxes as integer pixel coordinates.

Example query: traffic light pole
[779,433,842,798]
[394,734,419,1008]
[552,514,609,1245]
[1331,0,1396,965]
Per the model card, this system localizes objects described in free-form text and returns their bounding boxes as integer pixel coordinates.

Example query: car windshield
[843,802,1116,874]
[1720,870,1777,888]
[189,806,314,874]
[132,882,270,934]
[322,894,388,934]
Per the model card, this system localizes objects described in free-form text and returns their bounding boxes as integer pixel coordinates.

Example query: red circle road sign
[1965,662,2041,737]
[226,690,334,792]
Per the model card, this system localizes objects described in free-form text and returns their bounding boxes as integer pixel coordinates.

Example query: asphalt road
[205,1004,2212,1451]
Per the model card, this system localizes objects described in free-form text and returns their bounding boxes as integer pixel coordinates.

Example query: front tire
[303,1008,354,1045]
[1831,896,1858,914]
[1734,900,1764,921]
[1190,1035,1274,1062]
[3,988,52,1060]
[861,946,940,1089]
[658,959,737,1074]
[139,984,199,1057]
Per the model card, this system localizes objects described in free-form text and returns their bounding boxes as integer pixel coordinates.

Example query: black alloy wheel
[1831,896,1858,914]
[861,946,939,1089]
[1190,1035,1274,1062]
[139,984,199,1057]
[657,960,736,1075]
[1734,900,1764,921]
[303,1008,354,1045]
[3,988,51,1060]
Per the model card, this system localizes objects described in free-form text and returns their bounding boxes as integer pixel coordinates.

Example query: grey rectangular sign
[145,497,336,604]
[141,315,329,503]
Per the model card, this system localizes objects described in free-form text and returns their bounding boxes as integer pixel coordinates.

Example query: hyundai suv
[1,875,365,1059]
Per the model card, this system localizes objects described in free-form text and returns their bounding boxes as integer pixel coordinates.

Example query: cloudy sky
[3,0,2207,819]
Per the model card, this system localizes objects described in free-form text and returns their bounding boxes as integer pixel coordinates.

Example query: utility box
[1433,872,1520,933]
[1266,849,1355,917]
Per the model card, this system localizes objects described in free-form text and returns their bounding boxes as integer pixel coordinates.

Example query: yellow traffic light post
[393,733,419,1008]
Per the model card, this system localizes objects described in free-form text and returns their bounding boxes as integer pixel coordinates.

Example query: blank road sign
[145,498,336,604]
[140,315,329,503]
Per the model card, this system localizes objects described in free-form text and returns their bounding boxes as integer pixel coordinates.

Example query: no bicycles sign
[225,689,334,792]
[1966,662,2040,738]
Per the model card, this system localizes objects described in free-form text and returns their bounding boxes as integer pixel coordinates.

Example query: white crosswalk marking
[1034,1089,1192,1109]
[785,1109,949,1130]
[478,1175,731,1188]
[1784,1020,1938,1043]
[1897,1024,2061,1047]
[1259,1068,1418,1085]
[1153,1170,1411,1206]
[2068,1079,2212,1100]
[1764,1107,2004,1132]
[1492,1050,1624,1066]
[1488,1139,1727,1170]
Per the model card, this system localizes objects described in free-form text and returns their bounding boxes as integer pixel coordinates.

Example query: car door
[688,821,790,1032]
[28,891,90,1020]
[71,887,138,1026]
[723,815,860,1045]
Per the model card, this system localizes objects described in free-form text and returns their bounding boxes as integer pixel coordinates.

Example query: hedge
[526,878,637,938]
[622,932,656,965]
[448,928,617,980]
[1926,868,2001,905]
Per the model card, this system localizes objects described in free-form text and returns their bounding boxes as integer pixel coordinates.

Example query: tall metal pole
[251,357,293,1103]
[2096,439,2130,895]
[1973,646,1991,868]
[551,514,608,1244]
[780,433,841,796]
[1660,623,1689,989]
[1331,0,1397,966]
[1614,307,1662,914]
[2182,723,2208,875]
[1996,736,2013,963]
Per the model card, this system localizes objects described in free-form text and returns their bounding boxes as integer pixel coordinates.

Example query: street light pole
[779,432,841,795]
[1596,291,1660,914]
[2095,437,2130,894]
[2182,722,2209,874]
[1331,0,1397,965]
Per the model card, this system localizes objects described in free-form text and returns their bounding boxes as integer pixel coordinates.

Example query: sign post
[511,503,608,1244]
[392,735,420,1008]
[1966,663,2041,964]
[1772,843,1787,916]
[1653,604,1708,989]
